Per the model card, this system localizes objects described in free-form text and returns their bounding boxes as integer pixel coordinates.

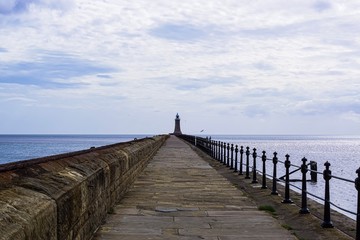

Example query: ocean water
[0,134,358,220]
[212,135,360,220]
[0,134,150,164]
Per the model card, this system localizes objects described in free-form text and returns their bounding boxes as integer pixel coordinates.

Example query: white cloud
[0,0,360,134]
[341,111,360,123]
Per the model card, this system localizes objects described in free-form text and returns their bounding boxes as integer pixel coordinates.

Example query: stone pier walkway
[93,136,296,240]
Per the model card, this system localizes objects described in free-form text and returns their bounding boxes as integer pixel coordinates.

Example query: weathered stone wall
[0,135,168,240]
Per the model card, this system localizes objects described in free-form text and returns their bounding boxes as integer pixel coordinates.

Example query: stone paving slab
[93,136,296,240]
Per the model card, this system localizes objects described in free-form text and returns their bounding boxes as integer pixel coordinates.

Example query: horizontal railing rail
[178,134,360,240]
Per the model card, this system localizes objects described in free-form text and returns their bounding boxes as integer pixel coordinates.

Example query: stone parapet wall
[0,135,168,240]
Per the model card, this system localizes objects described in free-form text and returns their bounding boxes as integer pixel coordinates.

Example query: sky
[0,0,360,135]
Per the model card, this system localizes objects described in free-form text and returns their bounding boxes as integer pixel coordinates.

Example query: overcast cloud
[1,0,360,134]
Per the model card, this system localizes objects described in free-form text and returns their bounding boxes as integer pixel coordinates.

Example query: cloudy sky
[0,0,360,135]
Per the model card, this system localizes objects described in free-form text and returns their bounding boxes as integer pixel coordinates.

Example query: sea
[0,134,149,164]
[213,135,360,220]
[0,134,359,220]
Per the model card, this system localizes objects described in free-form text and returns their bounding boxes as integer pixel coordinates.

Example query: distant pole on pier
[173,113,182,135]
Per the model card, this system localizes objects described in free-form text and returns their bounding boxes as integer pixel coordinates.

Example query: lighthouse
[173,113,182,135]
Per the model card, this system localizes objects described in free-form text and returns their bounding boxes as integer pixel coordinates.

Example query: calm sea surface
[0,134,359,220]
[0,134,149,164]
[212,135,360,220]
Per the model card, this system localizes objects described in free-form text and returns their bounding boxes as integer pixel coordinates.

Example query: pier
[93,136,354,240]
[93,136,296,239]
[0,116,357,240]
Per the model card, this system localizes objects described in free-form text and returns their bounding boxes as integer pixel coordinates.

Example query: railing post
[214,141,217,160]
[217,141,221,162]
[212,140,214,158]
[245,147,251,179]
[234,145,239,172]
[212,139,215,158]
[212,140,215,159]
[355,167,360,240]
[218,141,221,161]
[230,144,234,169]
[321,161,334,228]
[271,152,279,195]
[209,137,214,157]
[219,141,222,163]
[299,157,310,214]
[252,148,258,183]
[208,138,211,156]
[223,142,227,165]
[282,154,293,204]
[227,143,230,167]
[220,142,224,163]
[209,136,214,157]
[221,142,225,163]
[207,137,210,155]
[239,146,244,175]
[261,151,267,189]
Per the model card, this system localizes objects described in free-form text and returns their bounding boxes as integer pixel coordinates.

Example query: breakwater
[0,135,167,240]
[93,136,300,240]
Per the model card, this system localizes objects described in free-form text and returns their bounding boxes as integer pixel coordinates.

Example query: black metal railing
[178,134,360,240]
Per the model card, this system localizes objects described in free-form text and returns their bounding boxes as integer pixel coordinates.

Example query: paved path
[93,136,296,240]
